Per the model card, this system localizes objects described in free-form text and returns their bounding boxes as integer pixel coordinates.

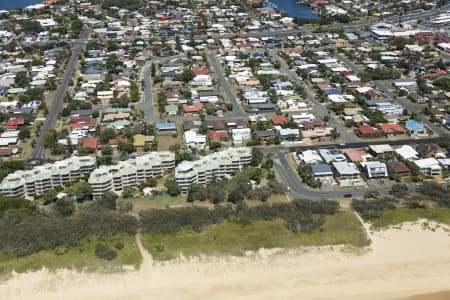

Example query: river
[0,0,42,10]
[268,0,320,19]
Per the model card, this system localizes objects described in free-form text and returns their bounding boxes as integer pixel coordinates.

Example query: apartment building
[88,151,175,197]
[0,156,96,198]
[175,148,252,192]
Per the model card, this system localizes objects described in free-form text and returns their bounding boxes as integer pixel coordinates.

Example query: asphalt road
[269,51,358,143]
[30,28,89,160]
[139,65,155,123]
[207,53,246,118]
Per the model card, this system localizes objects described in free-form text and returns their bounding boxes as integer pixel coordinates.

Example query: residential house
[388,161,411,177]
[184,130,207,150]
[332,161,361,183]
[361,161,388,179]
[311,164,333,183]
[416,143,446,158]
[414,158,442,175]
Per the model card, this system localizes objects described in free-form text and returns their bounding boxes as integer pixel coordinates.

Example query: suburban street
[207,53,246,118]
[269,51,358,143]
[30,27,90,160]
[266,136,441,199]
[139,65,155,123]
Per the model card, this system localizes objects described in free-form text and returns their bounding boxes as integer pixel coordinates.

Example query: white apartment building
[175,148,252,192]
[88,151,175,197]
[0,156,96,198]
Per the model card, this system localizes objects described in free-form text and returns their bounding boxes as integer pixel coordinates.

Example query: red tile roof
[6,118,25,127]
[71,115,91,124]
[380,123,405,134]
[82,137,98,149]
[70,123,97,130]
[193,68,209,76]
[271,115,288,125]
[183,103,204,113]
[208,130,229,142]
[358,124,379,135]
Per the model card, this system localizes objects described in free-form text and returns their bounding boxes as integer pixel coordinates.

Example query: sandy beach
[0,219,450,300]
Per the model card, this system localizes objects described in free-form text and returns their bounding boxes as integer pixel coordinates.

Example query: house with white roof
[299,150,322,164]
[361,161,388,179]
[184,130,207,150]
[414,158,442,175]
[395,145,419,160]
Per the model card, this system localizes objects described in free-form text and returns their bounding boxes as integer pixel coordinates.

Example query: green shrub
[95,243,117,261]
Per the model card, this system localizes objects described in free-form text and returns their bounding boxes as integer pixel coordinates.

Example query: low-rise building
[361,161,388,179]
[311,164,333,183]
[414,158,442,175]
[332,161,361,183]
[175,148,252,192]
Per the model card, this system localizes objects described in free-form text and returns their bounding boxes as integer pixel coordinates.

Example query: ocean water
[268,0,320,19]
[0,0,43,10]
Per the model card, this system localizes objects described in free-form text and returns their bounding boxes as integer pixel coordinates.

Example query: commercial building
[0,156,96,198]
[88,152,175,197]
[175,148,252,192]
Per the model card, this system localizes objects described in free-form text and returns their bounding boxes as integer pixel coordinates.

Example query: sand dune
[1,219,450,300]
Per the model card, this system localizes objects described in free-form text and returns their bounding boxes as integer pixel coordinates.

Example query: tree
[101,145,113,156]
[18,127,31,140]
[5,40,17,52]
[95,243,117,260]
[54,198,75,217]
[68,182,93,202]
[121,186,135,199]
[165,180,180,196]
[43,129,57,148]
[151,63,156,77]
[416,75,428,95]
[42,189,58,204]
[97,191,117,210]
[251,148,263,167]
[14,72,30,88]
[228,188,244,203]
[98,128,117,144]
[391,183,408,198]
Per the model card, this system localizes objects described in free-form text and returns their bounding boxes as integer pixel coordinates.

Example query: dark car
[343,194,353,198]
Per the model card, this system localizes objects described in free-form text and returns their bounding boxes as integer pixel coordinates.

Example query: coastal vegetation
[139,199,369,260]
[352,182,450,228]
[142,210,368,261]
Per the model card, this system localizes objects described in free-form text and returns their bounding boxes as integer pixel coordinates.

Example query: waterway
[0,0,42,10]
[268,0,320,19]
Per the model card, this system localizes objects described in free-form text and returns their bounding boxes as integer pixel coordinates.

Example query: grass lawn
[156,133,181,151]
[0,234,141,279]
[370,207,450,229]
[127,195,214,213]
[142,211,369,261]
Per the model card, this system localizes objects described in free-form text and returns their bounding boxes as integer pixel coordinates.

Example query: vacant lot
[142,211,369,261]
[157,133,181,151]
[0,234,141,279]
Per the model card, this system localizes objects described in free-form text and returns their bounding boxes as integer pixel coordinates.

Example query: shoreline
[0,219,449,300]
